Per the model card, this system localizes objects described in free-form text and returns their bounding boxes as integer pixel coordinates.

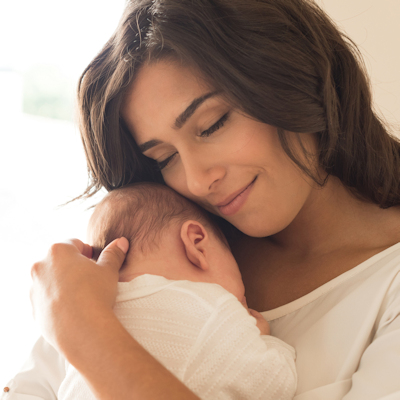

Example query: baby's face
[208,237,245,302]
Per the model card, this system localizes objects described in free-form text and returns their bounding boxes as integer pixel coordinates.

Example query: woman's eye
[200,112,230,137]
[157,152,178,170]
[154,112,230,170]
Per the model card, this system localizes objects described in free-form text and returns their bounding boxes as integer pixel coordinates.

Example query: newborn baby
[58,183,296,400]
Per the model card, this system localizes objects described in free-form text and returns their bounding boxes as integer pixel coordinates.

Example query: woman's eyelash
[157,152,178,170]
[156,112,230,170]
[200,112,230,137]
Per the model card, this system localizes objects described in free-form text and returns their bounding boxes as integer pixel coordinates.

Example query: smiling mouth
[217,176,257,216]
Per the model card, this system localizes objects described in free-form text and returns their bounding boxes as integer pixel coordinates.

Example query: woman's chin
[230,221,272,238]
[229,215,291,238]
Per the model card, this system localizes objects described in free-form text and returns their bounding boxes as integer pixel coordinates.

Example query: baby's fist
[241,297,270,335]
[248,308,270,335]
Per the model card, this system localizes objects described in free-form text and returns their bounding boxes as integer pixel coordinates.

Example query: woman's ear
[180,220,209,270]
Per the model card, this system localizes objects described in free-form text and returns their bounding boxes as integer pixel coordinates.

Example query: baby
[58,183,296,400]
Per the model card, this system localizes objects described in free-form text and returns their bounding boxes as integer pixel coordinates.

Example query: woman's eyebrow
[174,90,220,129]
[139,90,220,153]
[139,139,163,153]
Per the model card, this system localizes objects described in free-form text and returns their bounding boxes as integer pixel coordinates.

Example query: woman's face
[121,60,316,237]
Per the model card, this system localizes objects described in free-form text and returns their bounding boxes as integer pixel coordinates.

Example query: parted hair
[78,0,400,208]
[89,182,227,259]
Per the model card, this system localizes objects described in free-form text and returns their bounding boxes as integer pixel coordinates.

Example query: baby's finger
[249,308,270,335]
[241,296,248,309]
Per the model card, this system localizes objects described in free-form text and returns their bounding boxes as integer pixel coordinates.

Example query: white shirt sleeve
[1,336,66,400]
[343,272,400,400]
[183,294,297,400]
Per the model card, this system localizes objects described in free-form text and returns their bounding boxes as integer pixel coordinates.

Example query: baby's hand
[241,297,270,335]
[248,308,270,335]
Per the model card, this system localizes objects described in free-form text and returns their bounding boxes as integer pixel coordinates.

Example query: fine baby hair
[88,182,227,260]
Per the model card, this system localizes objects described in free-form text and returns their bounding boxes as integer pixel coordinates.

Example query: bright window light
[0,0,125,381]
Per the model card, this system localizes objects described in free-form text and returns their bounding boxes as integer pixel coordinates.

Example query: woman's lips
[217,177,257,216]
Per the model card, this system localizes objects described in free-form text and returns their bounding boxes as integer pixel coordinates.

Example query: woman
[8,0,400,399]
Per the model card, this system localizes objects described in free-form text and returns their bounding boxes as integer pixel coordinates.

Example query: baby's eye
[200,112,230,137]
[156,152,178,170]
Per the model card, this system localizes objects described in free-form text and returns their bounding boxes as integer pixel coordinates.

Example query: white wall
[0,0,124,382]
[0,71,23,117]
[316,0,400,125]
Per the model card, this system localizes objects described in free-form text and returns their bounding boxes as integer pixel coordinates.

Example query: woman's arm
[62,306,199,399]
[30,238,199,400]
[1,336,66,400]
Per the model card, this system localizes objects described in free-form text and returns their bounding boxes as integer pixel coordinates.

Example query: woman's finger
[97,237,129,272]
[30,238,127,350]
[64,238,93,258]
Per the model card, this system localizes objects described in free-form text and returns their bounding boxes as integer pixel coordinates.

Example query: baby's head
[88,183,244,301]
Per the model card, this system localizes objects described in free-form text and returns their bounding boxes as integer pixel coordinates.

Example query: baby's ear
[180,220,209,270]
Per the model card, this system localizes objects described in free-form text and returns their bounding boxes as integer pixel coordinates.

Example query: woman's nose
[182,152,226,198]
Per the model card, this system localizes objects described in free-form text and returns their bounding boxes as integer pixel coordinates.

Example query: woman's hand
[30,237,200,400]
[30,237,129,352]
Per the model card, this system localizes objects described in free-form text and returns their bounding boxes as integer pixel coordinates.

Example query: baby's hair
[89,182,227,260]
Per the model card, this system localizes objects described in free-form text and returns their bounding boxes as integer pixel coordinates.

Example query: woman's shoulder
[263,242,400,321]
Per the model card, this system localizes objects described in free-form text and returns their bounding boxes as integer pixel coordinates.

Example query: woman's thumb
[97,237,129,271]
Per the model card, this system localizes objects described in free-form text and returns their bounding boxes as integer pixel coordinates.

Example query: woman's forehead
[121,60,215,139]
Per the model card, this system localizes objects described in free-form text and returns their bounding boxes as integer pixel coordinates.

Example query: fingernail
[117,237,129,254]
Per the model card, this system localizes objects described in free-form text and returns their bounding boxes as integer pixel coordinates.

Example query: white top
[262,242,400,400]
[59,275,296,400]
[3,243,400,399]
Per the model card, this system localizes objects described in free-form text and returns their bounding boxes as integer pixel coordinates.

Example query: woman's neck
[233,176,400,310]
[268,175,400,257]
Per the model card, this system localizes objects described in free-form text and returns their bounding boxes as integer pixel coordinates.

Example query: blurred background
[0,0,126,381]
[1,0,399,383]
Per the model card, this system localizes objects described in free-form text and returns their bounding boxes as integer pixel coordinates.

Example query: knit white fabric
[5,244,400,400]
[58,275,296,400]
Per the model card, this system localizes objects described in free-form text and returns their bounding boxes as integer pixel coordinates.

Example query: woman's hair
[89,182,227,259]
[78,0,400,208]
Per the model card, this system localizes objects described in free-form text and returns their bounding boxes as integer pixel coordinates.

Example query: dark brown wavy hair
[78,0,400,208]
